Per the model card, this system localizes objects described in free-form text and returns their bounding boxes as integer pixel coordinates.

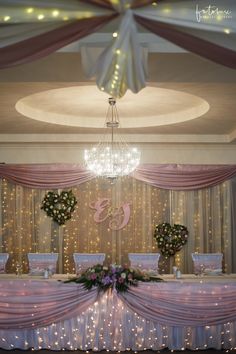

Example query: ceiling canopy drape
[0,0,235,97]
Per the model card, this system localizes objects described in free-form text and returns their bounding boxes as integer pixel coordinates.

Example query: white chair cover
[28,253,58,275]
[73,253,105,274]
[191,253,223,274]
[128,253,160,273]
[0,253,9,273]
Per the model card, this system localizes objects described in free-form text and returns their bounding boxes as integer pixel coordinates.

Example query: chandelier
[84,97,140,180]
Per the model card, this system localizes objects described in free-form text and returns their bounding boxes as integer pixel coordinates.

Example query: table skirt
[0,276,236,351]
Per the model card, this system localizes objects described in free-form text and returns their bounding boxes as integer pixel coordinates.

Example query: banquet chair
[0,253,9,273]
[73,253,106,274]
[128,253,160,273]
[191,253,223,274]
[28,253,58,275]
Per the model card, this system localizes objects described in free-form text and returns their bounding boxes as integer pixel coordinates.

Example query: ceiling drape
[0,0,235,97]
[134,14,236,69]
[0,15,118,69]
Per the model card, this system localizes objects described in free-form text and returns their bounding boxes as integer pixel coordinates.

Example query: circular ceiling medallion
[15,85,210,128]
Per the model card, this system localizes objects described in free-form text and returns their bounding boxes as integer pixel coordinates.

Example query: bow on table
[0,0,235,97]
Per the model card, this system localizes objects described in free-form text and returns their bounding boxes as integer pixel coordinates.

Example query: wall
[0,141,236,164]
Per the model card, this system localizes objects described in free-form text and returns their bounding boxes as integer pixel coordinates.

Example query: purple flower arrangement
[65,264,162,292]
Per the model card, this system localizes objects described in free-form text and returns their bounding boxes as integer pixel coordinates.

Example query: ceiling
[0,33,236,145]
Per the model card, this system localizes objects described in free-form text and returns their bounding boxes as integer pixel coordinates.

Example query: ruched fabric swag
[0,163,236,190]
[0,280,236,330]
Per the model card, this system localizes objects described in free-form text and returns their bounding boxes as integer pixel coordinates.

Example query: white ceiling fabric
[0,0,236,97]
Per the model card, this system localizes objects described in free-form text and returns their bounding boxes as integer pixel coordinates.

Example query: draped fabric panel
[133,164,236,190]
[0,163,236,190]
[131,0,156,9]
[0,176,232,274]
[0,0,235,96]
[134,14,236,69]
[0,280,97,329]
[94,9,148,98]
[0,22,67,48]
[231,177,236,271]
[119,281,236,326]
[0,279,235,328]
[0,164,94,189]
[79,0,115,10]
[0,1,114,46]
[0,15,117,69]
[0,279,236,350]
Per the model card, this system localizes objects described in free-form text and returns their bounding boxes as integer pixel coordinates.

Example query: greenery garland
[65,264,163,293]
[154,222,189,257]
[41,190,77,225]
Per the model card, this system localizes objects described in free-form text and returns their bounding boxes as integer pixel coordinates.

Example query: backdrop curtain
[0,174,233,274]
[231,177,236,271]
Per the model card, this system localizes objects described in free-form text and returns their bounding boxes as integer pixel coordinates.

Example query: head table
[0,274,236,351]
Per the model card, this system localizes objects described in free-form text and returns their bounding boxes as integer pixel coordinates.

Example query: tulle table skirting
[0,274,236,351]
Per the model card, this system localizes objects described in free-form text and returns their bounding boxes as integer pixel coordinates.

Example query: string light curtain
[0,177,233,274]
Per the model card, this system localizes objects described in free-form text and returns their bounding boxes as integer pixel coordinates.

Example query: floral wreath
[154,222,189,258]
[41,190,77,225]
[65,264,163,293]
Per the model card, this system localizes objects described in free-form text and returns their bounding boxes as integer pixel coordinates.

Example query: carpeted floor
[0,349,233,353]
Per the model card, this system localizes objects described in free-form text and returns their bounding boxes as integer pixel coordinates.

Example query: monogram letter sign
[89,198,130,230]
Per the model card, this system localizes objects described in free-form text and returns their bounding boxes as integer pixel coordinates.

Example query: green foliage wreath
[41,190,77,225]
[154,222,189,257]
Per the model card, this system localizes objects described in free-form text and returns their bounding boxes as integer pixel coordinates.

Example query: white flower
[121,272,126,279]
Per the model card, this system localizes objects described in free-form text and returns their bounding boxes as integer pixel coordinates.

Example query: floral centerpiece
[154,222,189,258]
[65,264,163,292]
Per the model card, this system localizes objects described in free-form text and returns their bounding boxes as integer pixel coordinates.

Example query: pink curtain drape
[134,15,236,70]
[0,280,97,329]
[0,163,236,190]
[0,164,94,189]
[0,14,117,69]
[131,0,156,8]
[79,0,115,9]
[1,280,236,329]
[133,164,236,190]
[0,1,235,70]
[119,282,236,326]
